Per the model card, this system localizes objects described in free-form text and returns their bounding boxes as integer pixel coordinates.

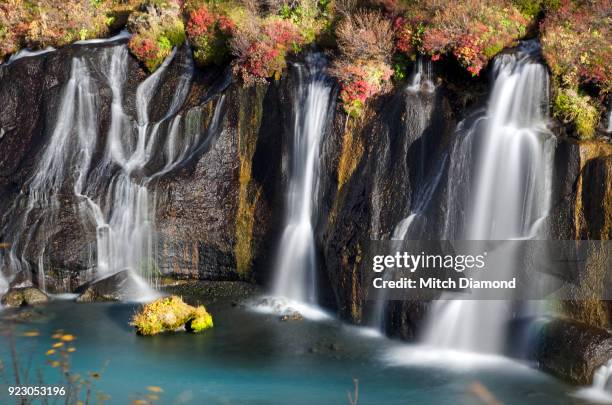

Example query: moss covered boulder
[131,295,213,336]
[1,287,49,307]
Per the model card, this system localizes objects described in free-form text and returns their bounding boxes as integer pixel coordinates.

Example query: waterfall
[370,58,438,331]
[576,359,612,402]
[271,53,333,305]
[0,40,226,298]
[420,42,555,353]
[1,55,100,289]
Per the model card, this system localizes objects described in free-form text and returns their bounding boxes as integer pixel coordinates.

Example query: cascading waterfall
[420,42,555,353]
[576,359,612,401]
[271,53,333,306]
[370,58,438,331]
[1,55,99,290]
[0,39,226,299]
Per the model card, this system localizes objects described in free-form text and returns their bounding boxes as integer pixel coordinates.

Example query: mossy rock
[185,306,214,332]
[1,287,49,307]
[131,295,213,336]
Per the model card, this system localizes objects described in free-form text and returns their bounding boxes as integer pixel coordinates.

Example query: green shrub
[554,88,599,140]
[127,1,186,72]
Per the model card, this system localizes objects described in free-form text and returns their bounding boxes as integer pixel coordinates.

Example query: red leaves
[231,18,305,85]
[540,0,610,92]
[264,19,301,49]
[394,0,530,76]
[217,15,235,35]
[128,37,159,61]
[186,6,215,38]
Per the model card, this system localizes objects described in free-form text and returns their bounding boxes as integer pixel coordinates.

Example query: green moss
[192,34,230,66]
[483,42,504,59]
[131,295,214,336]
[186,306,214,332]
[554,88,599,140]
[512,0,544,18]
[234,87,265,276]
[164,20,186,46]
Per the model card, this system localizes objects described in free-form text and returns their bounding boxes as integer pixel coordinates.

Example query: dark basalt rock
[318,80,458,329]
[533,318,612,385]
[579,155,612,240]
[76,270,139,302]
[1,287,48,307]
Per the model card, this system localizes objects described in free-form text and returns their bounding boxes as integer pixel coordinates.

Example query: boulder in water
[533,318,612,385]
[76,270,143,302]
[131,295,213,336]
[1,287,48,307]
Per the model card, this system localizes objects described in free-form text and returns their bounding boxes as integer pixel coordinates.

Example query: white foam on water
[247,296,332,321]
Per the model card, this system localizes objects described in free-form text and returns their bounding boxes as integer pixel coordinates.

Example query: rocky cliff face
[0,40,286,292]
[0,40,611,341]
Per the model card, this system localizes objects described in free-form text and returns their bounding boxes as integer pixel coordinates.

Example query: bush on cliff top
[330,10,394,117]
[541,0,610,136]
[393,0,531,76]
[227,0,330,85]
[0,0,139,62]
[554,88,599,140]
[128,0,186,72]
[131,295,213,335]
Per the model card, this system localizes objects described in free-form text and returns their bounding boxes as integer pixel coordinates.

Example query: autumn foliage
[127,0,186,72]
[330,10,394,117]
[541,0,610,138]
[393,0,530,76]
[0,0,140,62]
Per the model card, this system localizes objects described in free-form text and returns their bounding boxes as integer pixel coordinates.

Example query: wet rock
[0,308,45,322]
[532,318,612,385]
[320,80,457,329]
[76,270,140,302]
[548,138,612,240]
[1,287,48,307]
[280,311,303,322]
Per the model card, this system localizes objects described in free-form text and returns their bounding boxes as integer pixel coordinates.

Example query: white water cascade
[271,53,333,306]
[1,40,226,299]
[420,43,555,353]
[576,359,612,403]
[368,58,440,332]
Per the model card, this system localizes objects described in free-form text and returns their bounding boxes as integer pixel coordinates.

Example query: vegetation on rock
[0,0,140,62]
[131,295,213,335]
[127,0,186,72]
[330,10,394,117]
[392,0,531,76]
[540,0,610,137]
[1,287,48,307]
[554,88,599,140]
[0,0,609,127]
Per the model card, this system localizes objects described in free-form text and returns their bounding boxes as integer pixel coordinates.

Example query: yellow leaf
[45,349,55,356]
[53,342,64,348]
[147,386,163,393]
[67,347,76,353]
[60,334,76,342]
[22,331,39,337]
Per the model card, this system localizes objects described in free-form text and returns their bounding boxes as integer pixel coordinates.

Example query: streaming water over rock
[421,42,556,353]
[0,40,226,299]
[576,359,612,403]
[370,58,438,331]
[271,53,333,305]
